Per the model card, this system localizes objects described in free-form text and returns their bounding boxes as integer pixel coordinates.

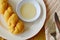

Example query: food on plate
[4,6,13,21]
[0,0,7,3]
[0,0,24,34]
[0,2,8,14]
[9,20,24,34]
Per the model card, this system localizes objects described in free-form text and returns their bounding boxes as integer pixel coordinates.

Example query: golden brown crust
[13,20,24,34]
[0,0,24,34]
[0,2,8,14]
[4,6,13,21]
[8,13,19,27]
[0,0,7,3]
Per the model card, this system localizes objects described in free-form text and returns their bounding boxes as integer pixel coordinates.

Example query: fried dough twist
[0,0,24,34]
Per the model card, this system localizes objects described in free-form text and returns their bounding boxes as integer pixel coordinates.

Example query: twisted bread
[0,0,24,34]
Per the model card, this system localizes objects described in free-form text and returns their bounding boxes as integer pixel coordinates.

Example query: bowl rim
[16,0,41,22]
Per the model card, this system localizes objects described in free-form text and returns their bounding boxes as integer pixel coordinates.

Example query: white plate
[0,0,46,40]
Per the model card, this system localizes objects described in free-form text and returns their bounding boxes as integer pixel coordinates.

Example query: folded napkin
[44,0,60,40]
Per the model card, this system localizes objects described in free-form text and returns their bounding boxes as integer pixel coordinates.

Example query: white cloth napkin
[45,13,60,40]
[44,0,60,40]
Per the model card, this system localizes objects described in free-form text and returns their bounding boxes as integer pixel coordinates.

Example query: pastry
[0,2,8,14]
[0,0,24,34]
[4,6,13,21]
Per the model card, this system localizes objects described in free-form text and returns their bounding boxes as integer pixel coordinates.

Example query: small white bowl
[16,0,41,22]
